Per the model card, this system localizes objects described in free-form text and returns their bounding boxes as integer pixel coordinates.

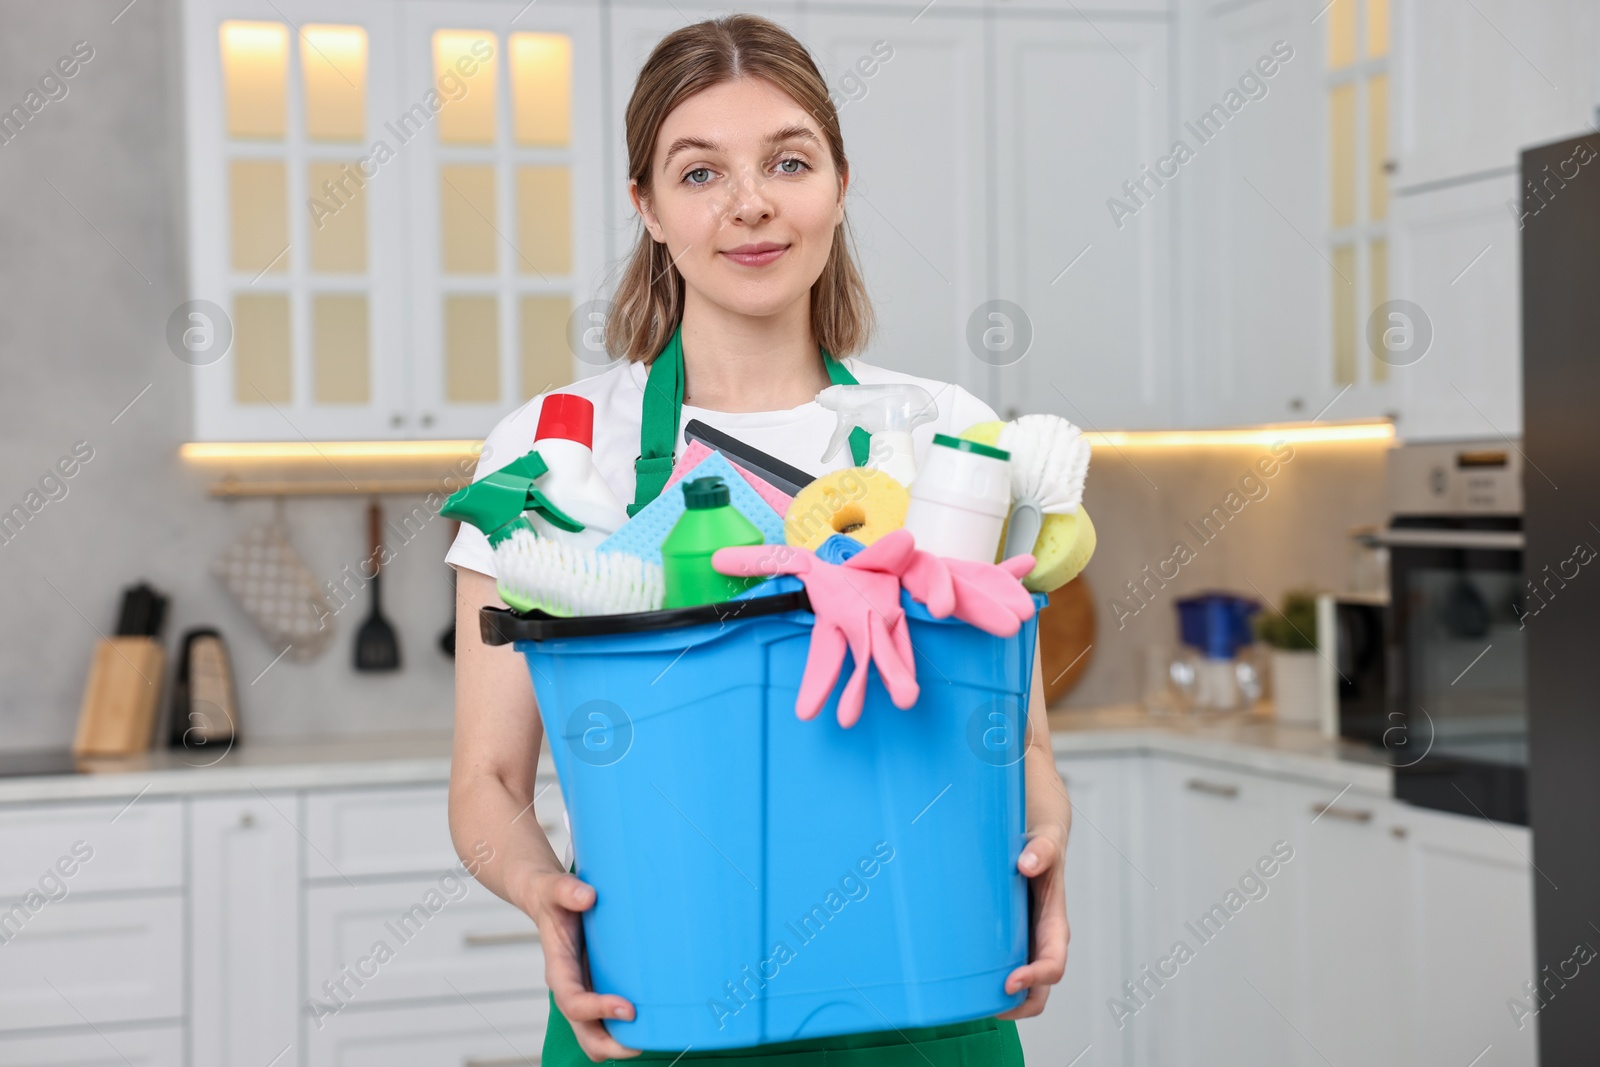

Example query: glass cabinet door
[401,1,604,440]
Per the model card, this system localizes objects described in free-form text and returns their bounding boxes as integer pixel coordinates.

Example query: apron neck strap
[629,322,870,516]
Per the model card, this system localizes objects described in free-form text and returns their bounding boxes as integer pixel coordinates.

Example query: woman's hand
[997,827,1070,1019]
[512,862,642,1062]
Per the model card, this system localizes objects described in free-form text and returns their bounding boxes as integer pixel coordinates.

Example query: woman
[447,14,1070,1064]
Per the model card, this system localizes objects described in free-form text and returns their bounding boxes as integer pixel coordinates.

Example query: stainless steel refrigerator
[1522,130,1600,1062]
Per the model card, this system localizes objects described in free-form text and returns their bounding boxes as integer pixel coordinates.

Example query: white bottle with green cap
[902,433,1013,562]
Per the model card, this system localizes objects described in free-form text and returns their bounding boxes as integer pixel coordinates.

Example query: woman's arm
[997,632,1072,1020]
[448,567,640,1061]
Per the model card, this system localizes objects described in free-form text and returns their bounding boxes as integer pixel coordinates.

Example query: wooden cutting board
[1038,575,1095,704]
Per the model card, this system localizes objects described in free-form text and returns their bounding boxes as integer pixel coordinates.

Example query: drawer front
[0,1023,183,1066]
[0,798,182,897]
[303,782,567,882]
[304,785,457,880]
[306,995,546,1067]
[0,895,183,1032]
[306,878,543,1007]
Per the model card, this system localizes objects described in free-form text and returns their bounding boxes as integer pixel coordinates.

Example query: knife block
[73,637,165,757]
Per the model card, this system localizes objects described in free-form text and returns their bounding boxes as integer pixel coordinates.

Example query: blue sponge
[596,451,787,566]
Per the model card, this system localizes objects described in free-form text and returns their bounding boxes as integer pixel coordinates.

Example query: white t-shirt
[445,356,999,577]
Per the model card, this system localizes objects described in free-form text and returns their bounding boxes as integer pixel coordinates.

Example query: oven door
[1376,518,1528,824]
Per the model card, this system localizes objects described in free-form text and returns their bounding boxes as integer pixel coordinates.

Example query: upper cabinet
[1391,0,1598,190]
[991,13,1172,429]
[181,0,604,441]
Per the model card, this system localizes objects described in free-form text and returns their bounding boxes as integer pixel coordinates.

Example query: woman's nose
[722,163,775,225]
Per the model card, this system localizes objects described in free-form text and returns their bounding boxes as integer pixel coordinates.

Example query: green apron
[539,322,1027,1066]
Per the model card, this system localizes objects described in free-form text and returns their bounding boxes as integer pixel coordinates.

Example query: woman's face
[633,77,846,320]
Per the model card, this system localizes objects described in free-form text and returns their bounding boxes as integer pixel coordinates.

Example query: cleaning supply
[901,434,1011,563]
[440,451,584,546]
[712,529,921,727]
[901,550,1040,637]
[815,383,938,486]
[960,420,1098,592]
[683,418,815,497]
[493,528,663,616]
[598,450,786,566]
[664,438,794,518]
[784,466,910,550]
[526,393,630,550]
[660,476,766,608]
[997,414,1092,560]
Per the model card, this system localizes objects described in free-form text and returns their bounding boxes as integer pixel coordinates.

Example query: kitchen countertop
[0,706,1390,804]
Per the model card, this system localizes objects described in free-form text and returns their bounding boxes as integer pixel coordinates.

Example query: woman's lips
[721,245,788,267]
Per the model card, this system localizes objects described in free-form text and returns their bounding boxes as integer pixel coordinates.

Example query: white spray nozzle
[815,383,938,485]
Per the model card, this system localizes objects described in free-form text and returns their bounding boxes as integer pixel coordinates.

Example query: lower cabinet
[1014,755,1134,1065]
[0,1023,185,1066]
[303,995,547,1067]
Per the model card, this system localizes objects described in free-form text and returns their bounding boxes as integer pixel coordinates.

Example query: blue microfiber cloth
[596,450,787,566]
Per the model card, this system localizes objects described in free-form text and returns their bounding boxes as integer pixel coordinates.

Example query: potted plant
[1254,589,1321,726]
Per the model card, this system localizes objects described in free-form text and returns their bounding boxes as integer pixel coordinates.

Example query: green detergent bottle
[661,476,766,608]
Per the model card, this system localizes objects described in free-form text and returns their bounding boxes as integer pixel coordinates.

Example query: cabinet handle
[463,929,540,948]
[465,1057,540,1067]
[391,412,406,428]
[1185,778,1239,799]
[239,811,255,829]
[1391,825,1409,839]
[1311,802,1373,823]
[421,413,435,428]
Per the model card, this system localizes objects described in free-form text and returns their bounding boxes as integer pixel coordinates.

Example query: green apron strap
[629,323,687,518]
[630,326,872,516]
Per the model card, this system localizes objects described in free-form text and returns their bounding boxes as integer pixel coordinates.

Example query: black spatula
[355,500,401,672]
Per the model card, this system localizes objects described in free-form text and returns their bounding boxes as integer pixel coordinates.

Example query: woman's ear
[630,179,666,243]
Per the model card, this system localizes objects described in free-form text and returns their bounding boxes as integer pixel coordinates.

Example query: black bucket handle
[480,588,813,645]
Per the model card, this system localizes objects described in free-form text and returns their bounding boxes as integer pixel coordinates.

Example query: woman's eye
[777,157,808,175]
[684,167,713,187]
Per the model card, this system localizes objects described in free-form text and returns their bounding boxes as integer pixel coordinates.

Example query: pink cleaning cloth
[713,531,919,729]
[665,440,794,516]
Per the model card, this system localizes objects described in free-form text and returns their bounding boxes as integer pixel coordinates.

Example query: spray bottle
[815,383,938,486]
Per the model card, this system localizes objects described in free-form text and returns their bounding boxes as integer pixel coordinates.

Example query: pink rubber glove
[712,533,919,728]
[900,551,1039,637]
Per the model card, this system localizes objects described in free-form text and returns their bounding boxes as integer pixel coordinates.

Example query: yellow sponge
[785,467,910,550]
[960,420,1096,593]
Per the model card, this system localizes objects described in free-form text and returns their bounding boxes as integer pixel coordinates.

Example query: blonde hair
[603,14,875,364]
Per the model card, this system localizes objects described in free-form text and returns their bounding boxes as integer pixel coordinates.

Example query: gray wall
[0,0,457,751]
[0,0,1387,752]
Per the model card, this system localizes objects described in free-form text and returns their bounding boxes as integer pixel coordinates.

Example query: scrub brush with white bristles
[493,528,664,617]
[997,414,1093,560]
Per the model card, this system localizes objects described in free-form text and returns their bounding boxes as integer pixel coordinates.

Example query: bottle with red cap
[523,393,629,550]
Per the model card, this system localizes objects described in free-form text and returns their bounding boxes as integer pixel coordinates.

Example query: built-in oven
[1345,442,1528,825]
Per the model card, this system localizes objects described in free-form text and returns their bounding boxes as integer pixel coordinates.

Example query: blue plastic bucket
[481,583,1045,1052]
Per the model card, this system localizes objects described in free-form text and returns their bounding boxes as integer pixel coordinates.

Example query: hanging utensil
[354,500,401,672]
[440,521,459,658]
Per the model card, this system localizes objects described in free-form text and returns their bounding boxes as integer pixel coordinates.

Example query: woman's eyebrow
[662,125,820,170]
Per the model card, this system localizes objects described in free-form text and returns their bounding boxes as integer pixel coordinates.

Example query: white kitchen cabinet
[304,877,543,1007]
[1387,174,1523,441]
[1176,0,1350,427]
[1281,779,1414,1067]
[1392,0,1598,191]
[0,797,182,897]
[181,0,606,441]
[796,8,991,405]
[0,1024,184,1067]
[303,783,458,880]
[1017,756,1135,1066]
[0,895,184,1034]
[1134,758,1305,1067]
[190,792,302,1067]
[305,994,547,1067]
[992,16,1173,429]
[1406,804,1538,1067]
